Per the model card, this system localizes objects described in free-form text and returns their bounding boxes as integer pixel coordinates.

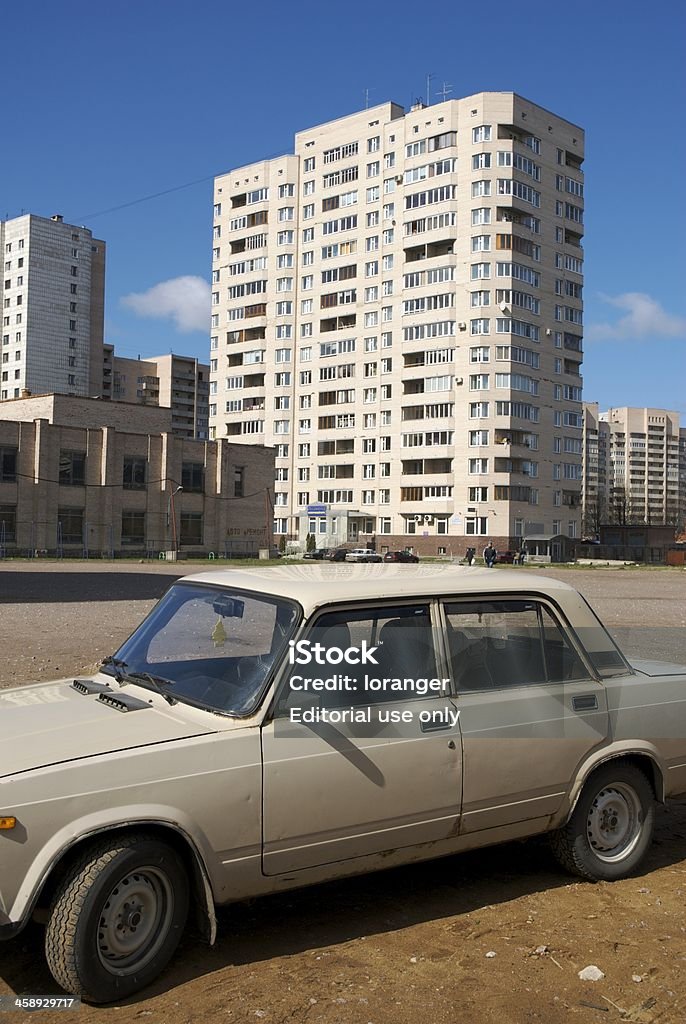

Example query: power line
[73,142,294,223]
[7,471,272,501]
[74,175,217,223]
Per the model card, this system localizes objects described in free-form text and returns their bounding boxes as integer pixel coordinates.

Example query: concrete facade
[209,93,585,556]
[582,403,685,533]
[103,349,210,439]
[0,395,274,557]
[1,214,105,401]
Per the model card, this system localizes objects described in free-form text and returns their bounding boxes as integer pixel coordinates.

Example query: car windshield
[102,582,300,716]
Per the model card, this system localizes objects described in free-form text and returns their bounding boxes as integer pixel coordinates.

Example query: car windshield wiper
[114,670,178,706]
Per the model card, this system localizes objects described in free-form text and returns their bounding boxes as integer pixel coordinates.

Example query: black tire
[45,833,189,1004]
[550,762,655,882]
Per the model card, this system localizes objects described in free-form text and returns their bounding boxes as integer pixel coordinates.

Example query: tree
[582,491,606,538]
[278,534,286,553]
[306,532,317,553]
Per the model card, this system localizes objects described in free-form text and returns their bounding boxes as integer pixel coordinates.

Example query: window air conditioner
[414,514,423,523]
[458,322,467,331]
[424,515,434,524]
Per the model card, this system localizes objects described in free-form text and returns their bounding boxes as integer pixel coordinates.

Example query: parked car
[497,550,518,564]
[345,548,383,563]
[326,547,350,562]
[303,549,327,560]
[2,564,685,1002]
[383,550,419,564]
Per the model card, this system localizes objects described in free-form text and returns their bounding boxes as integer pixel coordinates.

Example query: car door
[440,596,609,834]
[261,600,462,875]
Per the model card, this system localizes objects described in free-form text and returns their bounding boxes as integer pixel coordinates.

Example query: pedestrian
[483,541,497,568]
[465,546,475,566]
[518,543,527,566]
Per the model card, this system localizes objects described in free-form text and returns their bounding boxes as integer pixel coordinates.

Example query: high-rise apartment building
[1,214,105,401]
[210,93,585,554]
[102,348,210,439]
[583,404,685,532]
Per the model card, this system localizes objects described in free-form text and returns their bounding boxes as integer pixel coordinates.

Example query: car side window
[444,599,590,691]
[273,603,439,717]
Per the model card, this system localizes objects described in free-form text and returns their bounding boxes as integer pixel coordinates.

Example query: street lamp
[167,485,183,553]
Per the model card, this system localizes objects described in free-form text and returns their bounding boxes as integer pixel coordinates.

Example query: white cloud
[121,276,211,333]
[586,292,686,342]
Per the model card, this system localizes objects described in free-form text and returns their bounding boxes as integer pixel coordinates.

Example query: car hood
[0,678,215,778]
[630,658,686,677]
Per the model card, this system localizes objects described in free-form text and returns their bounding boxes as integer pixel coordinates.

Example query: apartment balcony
[404,239,454,264]
[401,458,453,475]
[317,440,355,456]
[564,228,584,247]
[317,466,355,481]
[492,459,540,482]
[494,430,537,450]
[320,314,356,333]
[245,303,267,319]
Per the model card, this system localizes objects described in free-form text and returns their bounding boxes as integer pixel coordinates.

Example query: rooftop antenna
[425,72,435,106]
[364,87,372,109]
[437,81,453,102]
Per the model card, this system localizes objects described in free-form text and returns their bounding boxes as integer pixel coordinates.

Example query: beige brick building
[210,93,585,555]
[0,394,274,557]
[583,403,685,533]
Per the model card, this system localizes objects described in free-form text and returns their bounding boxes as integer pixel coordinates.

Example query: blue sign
[306,504,327,517]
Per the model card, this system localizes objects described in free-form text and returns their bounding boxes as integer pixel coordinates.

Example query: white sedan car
[1,564,685,1002]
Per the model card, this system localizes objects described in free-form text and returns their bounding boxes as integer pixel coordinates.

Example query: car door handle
[572,694,598,712]
[420,718,453,733]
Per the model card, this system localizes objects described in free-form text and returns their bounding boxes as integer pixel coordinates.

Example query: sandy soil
[1,561,685,1023]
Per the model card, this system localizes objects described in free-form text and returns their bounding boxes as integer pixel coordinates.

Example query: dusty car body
[1,564,685,1003]
[345,548,383,562]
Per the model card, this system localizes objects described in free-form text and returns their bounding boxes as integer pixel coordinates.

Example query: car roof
[180,563,577,617]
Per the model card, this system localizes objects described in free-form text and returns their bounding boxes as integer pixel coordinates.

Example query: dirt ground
[1,561,685,1023]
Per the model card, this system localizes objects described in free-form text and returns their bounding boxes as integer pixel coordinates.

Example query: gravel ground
[1,560,685,1023]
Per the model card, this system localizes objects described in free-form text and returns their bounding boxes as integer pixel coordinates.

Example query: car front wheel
[550,762,654,881]
[45,833,189,1003]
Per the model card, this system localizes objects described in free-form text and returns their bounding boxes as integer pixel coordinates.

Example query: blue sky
[3,0,685,412]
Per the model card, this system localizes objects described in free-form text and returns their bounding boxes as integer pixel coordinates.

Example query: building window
[121,511,146,545]
[59,450,86,486]
[123,456,147,490]
[234,467,245,497]
[58,507,84,544]
[180,512,203,546]
[0,447,17,482]
[465,516,488,535]
[181,462,204,493]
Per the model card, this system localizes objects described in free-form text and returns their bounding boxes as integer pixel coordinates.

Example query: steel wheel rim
[586,782,643,863]
[97,866,174,974]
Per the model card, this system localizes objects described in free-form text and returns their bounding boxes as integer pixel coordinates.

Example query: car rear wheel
[550,762,654,881]
[45,833,189,1003]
